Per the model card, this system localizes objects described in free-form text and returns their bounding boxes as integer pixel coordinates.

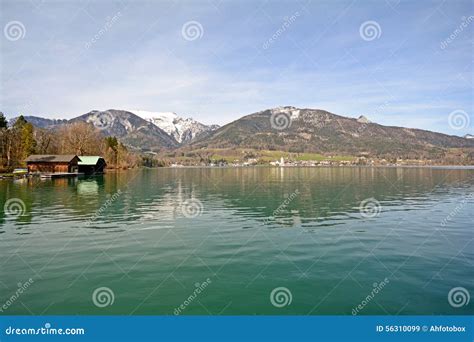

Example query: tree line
[0,113,137,172]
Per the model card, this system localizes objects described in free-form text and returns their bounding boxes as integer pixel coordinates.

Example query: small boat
[12,168,28,175]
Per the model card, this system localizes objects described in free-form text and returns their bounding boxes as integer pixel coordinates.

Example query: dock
[39,172,84,179]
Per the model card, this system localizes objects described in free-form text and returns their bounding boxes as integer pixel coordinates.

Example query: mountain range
[191,106,473,159]
[8,106,474,160]
[11,109,218,151]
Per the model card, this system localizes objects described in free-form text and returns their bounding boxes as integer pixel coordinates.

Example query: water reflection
[1,167,473,315]
[77,178,100,196]
[0,167,473,231]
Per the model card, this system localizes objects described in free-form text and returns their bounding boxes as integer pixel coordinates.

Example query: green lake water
[1,167,473,315]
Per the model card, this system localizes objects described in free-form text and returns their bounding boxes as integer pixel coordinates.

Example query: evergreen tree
[0,112,7,128]
[21,123,36,158]
[105,136,119,166]
[10,115,37,163]
[13,115,27,128]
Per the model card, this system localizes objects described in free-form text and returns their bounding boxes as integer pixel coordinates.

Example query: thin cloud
[0,0,472,136]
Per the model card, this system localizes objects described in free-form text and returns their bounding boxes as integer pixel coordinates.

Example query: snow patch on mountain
[129,109,219,144]
[357,115,371,124]
[270,106,301,119]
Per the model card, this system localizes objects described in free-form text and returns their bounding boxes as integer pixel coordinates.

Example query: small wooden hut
[25,155,81,173]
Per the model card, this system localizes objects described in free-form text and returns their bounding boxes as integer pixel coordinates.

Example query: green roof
[78,156,103,165]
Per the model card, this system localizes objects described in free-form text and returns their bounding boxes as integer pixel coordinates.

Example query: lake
[1,167,473,315]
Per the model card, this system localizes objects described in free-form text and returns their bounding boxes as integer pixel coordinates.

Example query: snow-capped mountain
[72,109,178,150]
[129,110,219,144]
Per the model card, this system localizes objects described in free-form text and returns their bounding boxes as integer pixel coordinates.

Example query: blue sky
[0,0,472,136]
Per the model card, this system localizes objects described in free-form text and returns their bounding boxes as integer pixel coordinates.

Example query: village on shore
[170,156,436,168]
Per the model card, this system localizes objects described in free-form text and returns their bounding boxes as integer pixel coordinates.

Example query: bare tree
[60,122,104,155]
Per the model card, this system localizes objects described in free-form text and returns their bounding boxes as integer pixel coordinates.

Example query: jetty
[39,172,84,179]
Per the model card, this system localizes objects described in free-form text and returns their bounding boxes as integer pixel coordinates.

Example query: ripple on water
[0,167,472,315]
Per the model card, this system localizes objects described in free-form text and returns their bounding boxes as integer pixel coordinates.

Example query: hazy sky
[0,0,472,136]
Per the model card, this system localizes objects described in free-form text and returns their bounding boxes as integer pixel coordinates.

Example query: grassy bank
[162,148,356,165]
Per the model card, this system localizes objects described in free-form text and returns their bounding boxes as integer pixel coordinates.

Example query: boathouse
[78,156,107,175]
[25,155,81,173]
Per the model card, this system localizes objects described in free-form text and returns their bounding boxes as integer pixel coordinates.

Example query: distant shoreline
[2,164,474,179]
[157,164,474,170]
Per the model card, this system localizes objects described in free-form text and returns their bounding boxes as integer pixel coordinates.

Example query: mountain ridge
[7,107,473,160]
[8,109,219,150]
[70,109,178,150]
[191,106,473,160]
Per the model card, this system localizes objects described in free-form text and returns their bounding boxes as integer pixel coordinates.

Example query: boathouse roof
[78,156,105,166]
[25,155,81,163]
